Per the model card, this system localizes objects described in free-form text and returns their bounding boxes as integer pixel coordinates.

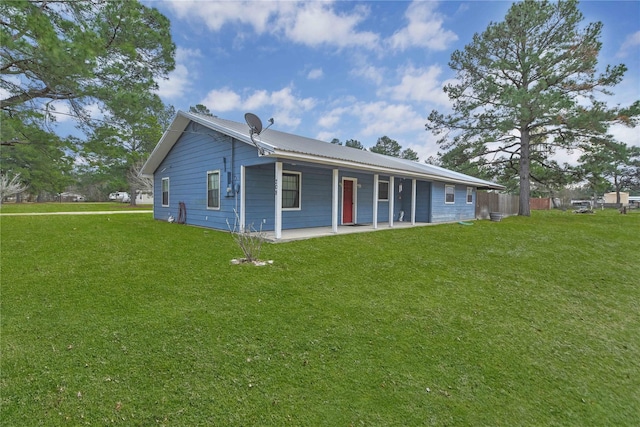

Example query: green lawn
[0,202,151,213]
[1,209,638,426]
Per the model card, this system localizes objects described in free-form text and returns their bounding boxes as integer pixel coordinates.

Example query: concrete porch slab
[263,221,435,242]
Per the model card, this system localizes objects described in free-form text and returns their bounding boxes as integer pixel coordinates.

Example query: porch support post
[389,176,395,227]
[332,169,339,233]
[411,178,416,225]
[240,165,246,232]
[373,174,379,229]
[275,161,283,240]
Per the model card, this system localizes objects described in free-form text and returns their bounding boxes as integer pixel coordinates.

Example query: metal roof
[142,111,505,190]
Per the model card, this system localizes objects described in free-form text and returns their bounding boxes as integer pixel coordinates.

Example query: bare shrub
[226,211,266,263]
[0,173,28,203]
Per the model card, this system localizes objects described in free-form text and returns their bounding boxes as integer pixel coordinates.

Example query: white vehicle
[108,192,131,203]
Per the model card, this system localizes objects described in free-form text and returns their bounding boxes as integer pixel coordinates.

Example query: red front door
[343,180,354,223]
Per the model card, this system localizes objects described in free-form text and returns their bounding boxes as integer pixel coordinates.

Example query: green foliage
[1,0,176,200]
[1,0,175,115]
[578,137,640,196]
[426,0,630,216]
[1,210,638,425]
[345,139,365,150]
[370,135,402,157]
[400,147,419,161]
[189,104,213,116]
[0,114,74,198]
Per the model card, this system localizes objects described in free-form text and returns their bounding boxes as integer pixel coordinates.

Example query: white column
[373,174,379,229]
[389,176,394,228]
[332,169,339,233]
[275,162,283,240]
[240,165,246,231]
[411,178,417,225]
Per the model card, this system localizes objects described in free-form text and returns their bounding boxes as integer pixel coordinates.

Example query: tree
[189,104,213,116]
[578,138,640,204]
[79,103,175,204]
[345,139,365,150]
[0,119,73,200]
[370,136,402,157]
[426,0,628,216]
[0,173,28,203]
[330,138,342,145]
[400,148,419,161]
[1,0,175,145]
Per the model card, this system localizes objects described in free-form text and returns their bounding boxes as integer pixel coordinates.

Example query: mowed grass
[0,202,151,213]
[1,208,638,426]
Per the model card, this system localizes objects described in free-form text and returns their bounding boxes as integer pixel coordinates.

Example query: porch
[263,220,436,242]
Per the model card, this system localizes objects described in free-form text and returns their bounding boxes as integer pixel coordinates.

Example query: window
[378,180,389,201]
[161,177,169,206]
[207,171,220,209]
[445,185,455,204]
[282,171,301,210]
[466,187,473,204]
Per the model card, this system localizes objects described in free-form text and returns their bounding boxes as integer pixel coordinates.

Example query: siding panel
[430,182,475,222]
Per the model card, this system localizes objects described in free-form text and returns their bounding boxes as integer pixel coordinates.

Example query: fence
[530,197,551,210]
[475,192,519,219]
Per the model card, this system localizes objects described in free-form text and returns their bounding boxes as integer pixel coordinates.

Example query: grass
[1,207,638,425]
[0,202,151,213]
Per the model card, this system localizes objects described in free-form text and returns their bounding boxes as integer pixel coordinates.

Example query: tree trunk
[129,185,137,206]
[518,129,531,216]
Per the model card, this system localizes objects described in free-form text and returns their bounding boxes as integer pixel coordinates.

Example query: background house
[142,111,504,240]
[603,191,629,206]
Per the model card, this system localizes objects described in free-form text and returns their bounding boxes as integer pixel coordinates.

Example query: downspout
[332,169,339,233]
[411,178,416,225]
[275,162,283,240]
[389,176,394,227]
[373,174,379,229]
[240,165,246,232]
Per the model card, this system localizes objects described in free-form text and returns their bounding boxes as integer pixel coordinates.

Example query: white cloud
[616,31,640,58]
[156,47,202,100]
[200,88,243,111]
[307,68,323,80]
[156,64,190,100]
[166,1,280,34]
[279,2,379,49]
[350,63,385,86]
[166,1,379,50]
[318,107,349,128]
[199,85,316,128]
[387,1,458,51]
[357,102,425,137]
[610,123,640,148]
[378,65,452,107]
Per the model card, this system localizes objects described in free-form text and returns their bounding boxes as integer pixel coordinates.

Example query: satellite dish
[245,113,263,135]
[244,113,274,155]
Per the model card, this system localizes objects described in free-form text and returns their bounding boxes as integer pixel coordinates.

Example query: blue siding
[152,120,477,231]
[430,182,475,222]
[283,166,332,229]
[153,123,272,229]
[415,181,432,222]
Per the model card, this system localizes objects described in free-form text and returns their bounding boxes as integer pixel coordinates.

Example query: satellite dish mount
[245,113,273,155]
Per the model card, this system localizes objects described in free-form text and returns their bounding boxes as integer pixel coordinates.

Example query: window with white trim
[161,177,169,206]
[282,171,301,210]
[207,171,220,209]
[378,180,389,201]
[445,185,455,204]
[466,187,473,204]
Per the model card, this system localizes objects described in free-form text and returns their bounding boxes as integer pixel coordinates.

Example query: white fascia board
[266,151,504,189]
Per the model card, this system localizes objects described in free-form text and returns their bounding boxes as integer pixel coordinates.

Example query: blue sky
[152,0,640,162]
